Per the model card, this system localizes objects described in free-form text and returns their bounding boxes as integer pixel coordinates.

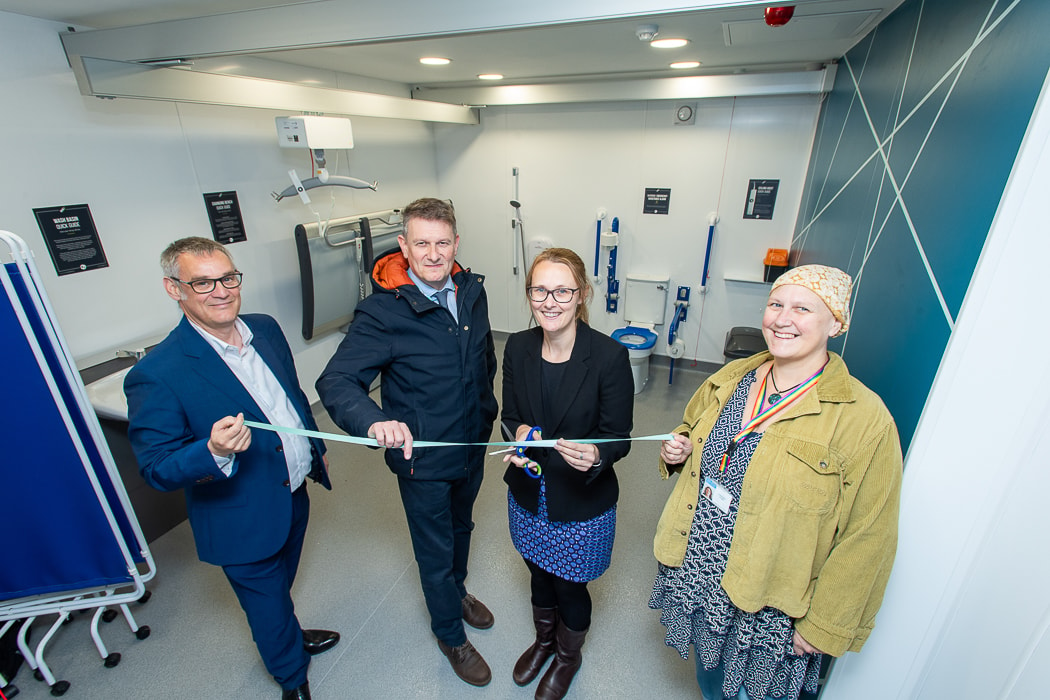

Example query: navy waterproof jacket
[316,248,498,480]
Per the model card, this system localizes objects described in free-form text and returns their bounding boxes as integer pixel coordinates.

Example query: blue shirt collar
[406,267,455,298]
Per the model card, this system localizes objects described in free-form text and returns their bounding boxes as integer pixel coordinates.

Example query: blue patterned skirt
[508,478,615,583]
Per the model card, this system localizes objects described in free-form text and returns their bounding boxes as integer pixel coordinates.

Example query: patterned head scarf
[770,264,852,337]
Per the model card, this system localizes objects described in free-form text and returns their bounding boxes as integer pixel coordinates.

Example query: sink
[85,366,133,421]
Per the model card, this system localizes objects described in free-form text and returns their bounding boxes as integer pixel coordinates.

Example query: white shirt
[188,317,312,491]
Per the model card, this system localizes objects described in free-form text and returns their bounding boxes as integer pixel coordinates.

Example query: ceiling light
[670,61,701,70]
[477,73,503,80]
[651,38,689,49]
[419,57,451,66]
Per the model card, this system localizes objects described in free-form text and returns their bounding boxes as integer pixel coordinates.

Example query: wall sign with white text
[743,179,780,220]
[203,191,247,244]
[643,188,671,215]
[33,204,109,276]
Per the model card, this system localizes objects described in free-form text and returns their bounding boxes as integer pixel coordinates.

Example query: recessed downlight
[419,56,451,66]
[477,73,504,80]
[651,38,689,49]
[670,61,701,70]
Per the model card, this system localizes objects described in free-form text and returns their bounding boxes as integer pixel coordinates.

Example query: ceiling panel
[5,0,906,88]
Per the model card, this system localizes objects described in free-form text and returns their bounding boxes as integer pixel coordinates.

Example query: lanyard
[717,361,826,473]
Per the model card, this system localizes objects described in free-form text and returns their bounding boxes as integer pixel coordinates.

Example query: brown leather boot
[513,606,558,686]
[534,621,588,700]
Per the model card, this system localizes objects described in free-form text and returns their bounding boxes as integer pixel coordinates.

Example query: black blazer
[501,320,634,522]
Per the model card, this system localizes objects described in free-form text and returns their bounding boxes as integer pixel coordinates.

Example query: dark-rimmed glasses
[527,287,579,303]
[169,272,243,294]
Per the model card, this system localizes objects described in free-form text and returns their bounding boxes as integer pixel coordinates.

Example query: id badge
[701,477,733,514]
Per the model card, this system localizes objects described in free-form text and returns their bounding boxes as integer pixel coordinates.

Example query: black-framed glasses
[169,272,243,294]
[527,286,579,303]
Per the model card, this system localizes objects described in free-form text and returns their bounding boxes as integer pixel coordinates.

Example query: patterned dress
[649,370,822,699]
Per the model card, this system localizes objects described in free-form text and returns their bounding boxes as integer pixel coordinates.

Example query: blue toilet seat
[611,325,657,350]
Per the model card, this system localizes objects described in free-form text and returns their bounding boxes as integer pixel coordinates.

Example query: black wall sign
[203,191,247,244]
[33,204,109,276]
[643,188,672,215]
[743,179,780,220]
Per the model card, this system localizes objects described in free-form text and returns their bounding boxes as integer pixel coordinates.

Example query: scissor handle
[515,425,542,456]
[516,426,543,478]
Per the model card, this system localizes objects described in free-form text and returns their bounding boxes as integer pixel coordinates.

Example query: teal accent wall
[794,0,1050,448]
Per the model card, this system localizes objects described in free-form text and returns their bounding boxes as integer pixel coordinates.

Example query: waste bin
[723,326,767,364]
[763,248,789,282]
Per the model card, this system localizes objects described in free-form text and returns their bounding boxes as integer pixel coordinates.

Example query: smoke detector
[636,24,659,41]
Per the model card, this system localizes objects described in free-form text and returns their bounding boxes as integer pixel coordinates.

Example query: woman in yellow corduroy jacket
[650,264,902,700]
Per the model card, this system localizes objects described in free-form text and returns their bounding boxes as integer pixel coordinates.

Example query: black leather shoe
[302,629,340,656]
[461,594,494,630]
[281,681,311,700]
[438,639,492,687]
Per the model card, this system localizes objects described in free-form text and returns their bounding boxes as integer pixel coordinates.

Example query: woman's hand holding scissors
[502,424,542,477]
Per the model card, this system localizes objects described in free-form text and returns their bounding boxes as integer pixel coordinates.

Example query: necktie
[433,289,450,311]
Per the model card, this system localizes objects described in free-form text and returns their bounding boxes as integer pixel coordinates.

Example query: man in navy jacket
[317,198,498,687]
[125,237,336,700]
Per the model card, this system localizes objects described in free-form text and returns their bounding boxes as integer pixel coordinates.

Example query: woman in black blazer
[501,247,634,700]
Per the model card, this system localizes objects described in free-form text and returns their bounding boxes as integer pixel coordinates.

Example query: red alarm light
[764,6,796,27]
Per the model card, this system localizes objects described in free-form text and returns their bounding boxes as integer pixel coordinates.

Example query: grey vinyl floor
[6,339,711,700]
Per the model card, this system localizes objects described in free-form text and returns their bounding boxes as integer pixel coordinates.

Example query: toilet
[611,275,669,394]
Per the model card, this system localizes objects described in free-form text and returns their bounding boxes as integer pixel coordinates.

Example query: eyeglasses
[169,272,243,294]
[527,287,579,303]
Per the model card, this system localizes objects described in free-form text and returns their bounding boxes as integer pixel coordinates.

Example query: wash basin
[85,366,133,421]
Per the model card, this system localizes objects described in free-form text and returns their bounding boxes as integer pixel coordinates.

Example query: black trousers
[397,466,484,647]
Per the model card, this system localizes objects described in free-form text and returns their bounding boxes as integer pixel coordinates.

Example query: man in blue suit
[125,237,337,700]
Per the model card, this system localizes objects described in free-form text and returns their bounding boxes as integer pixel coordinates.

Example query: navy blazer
[125,314,329,567]
[501,321,634,522]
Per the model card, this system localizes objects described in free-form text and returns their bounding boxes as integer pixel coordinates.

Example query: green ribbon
[244,420,675,450]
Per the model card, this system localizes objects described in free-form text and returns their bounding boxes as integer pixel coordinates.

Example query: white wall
[824,72,1050,700]
[1,9,821,382]
[434,94,821,364]
[0,11,440,400]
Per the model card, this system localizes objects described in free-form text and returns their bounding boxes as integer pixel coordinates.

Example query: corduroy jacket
[653,351,902,657]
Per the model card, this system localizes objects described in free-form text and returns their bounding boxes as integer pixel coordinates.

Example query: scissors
[516,425,543,478]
